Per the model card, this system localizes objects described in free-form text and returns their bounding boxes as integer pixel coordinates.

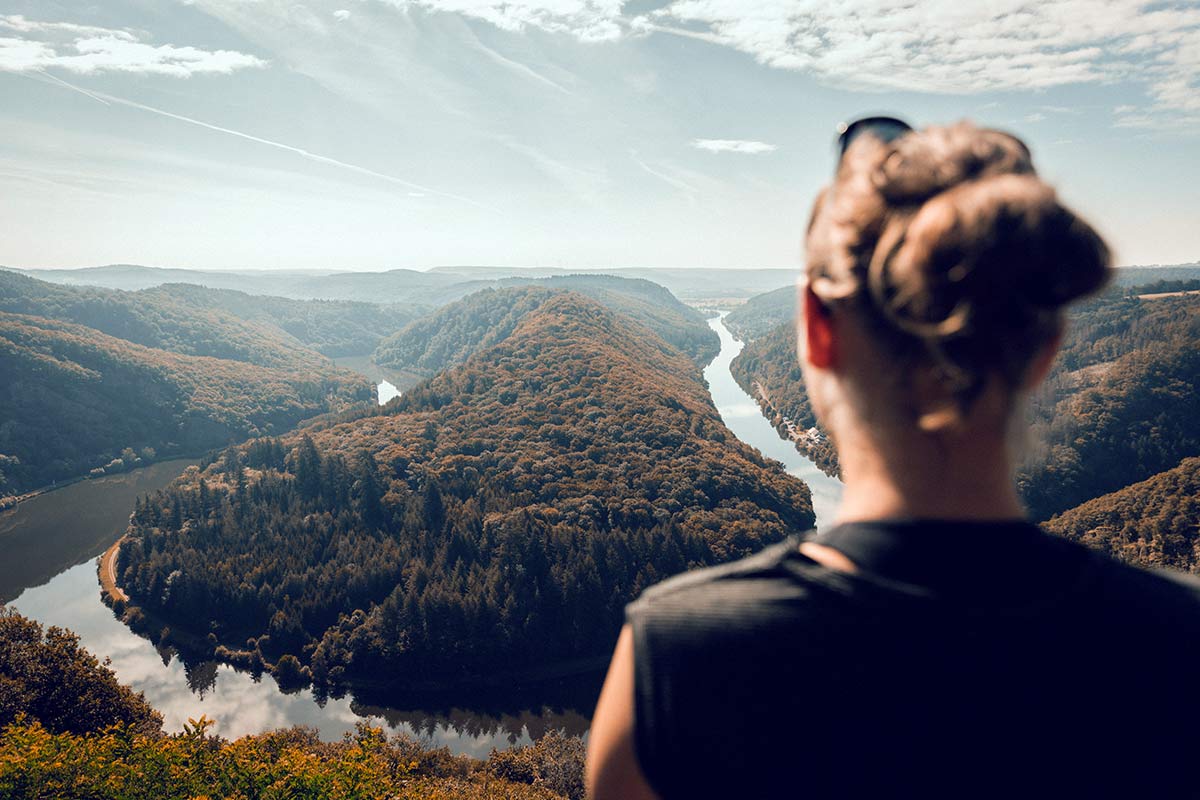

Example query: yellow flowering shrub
[0,717,569,800]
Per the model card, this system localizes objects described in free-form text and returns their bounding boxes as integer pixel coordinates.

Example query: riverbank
[0,453,203,513]
[746,379,840,479]
[98,539,127,603]
[0,476,88,511]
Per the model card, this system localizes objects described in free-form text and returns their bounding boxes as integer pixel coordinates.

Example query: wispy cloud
[31,72,497,211]
[632,154,698,203]
[691,138,776,154]
[0,15,265,76]
[466,30,573,94]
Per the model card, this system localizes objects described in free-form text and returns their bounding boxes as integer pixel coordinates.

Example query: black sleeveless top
[625,520,1200,799]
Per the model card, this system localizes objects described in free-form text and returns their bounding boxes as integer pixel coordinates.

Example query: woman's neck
[832,423,1027,524]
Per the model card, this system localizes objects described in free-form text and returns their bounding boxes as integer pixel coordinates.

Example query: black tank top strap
[807,518,1083,597]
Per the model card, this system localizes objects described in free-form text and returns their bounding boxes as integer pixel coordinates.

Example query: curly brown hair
[805,121,1112,423]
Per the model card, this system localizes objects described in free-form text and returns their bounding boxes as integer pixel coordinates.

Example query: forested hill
[0,271,417,364]
[1044,457,1200,573]
[145,284,419,357]
[730,290,1200,521]
[118,292,814,689]
[372,278,717,384]
[723,285,794,342]
[1017,291,1200,519]
[0,270,325,370]
[0,313,370,500]
[504,274,717,362]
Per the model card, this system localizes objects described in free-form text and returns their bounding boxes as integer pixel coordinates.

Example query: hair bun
[872,173,1111,342]
[806,120,1114,413]
[875,123,1035,203]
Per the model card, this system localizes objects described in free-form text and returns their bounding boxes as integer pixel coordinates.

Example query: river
[5,321,840,750]
[704,315,843,527]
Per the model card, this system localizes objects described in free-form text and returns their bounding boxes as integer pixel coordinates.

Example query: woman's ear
[801,284,837,370]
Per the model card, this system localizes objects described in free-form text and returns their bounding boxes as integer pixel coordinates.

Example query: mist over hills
[2,264,461,298]
[7,262,1195,309]
[3,264,801,304]
[116,290,813,689]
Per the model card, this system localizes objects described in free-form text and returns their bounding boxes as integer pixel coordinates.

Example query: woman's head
[802,120,1111,434]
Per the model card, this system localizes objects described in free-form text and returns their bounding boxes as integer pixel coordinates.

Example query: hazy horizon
[4,261,1196,274]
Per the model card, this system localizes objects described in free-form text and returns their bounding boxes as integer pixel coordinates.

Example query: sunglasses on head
[836,115,913,162]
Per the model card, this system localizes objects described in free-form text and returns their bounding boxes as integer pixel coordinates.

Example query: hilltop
[116,291,813,690]
[1044,457,1200,572]
[373,278,717,387]
[723,285,794,341]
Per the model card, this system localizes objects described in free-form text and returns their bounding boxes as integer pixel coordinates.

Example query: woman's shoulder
[630,534,810,605]
[624,532,861,639]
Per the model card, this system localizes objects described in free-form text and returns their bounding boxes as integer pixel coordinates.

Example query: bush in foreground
[0,717,578,800]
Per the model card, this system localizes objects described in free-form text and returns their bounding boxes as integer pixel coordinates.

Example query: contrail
[31,71,497,212]
[31,69,111,105]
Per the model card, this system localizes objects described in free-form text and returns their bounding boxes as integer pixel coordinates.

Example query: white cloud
[691,138,777,154]
[636,1,1200,126]
[0,15,136,39]
[0,14,266,76]
[364,2,1197,128]
[383,0,625,42]
[1024,112,1046,123]
[333,9,352,21]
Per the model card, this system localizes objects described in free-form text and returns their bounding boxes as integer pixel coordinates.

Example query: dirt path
[99,538,128,603]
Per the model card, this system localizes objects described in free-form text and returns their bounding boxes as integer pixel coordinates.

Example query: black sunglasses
[836,115,913,161]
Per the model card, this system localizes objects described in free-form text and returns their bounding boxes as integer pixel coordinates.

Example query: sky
[0,0,1197,270]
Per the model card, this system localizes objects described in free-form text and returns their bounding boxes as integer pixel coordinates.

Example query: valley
[2,276,839,748]
[3,260,1198,764]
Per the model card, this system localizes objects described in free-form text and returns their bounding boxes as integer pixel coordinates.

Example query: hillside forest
[0,272,377,502]
[372,276,718,388]
[730,287,1200,569]
[114,291,812,691]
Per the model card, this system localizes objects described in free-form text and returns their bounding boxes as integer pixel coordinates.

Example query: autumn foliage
[117,291,814,689]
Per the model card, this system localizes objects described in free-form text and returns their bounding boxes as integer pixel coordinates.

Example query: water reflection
[11,559,596,750]
[0,458,197,603]
[331,355,404,405]
[378,379,401,404]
